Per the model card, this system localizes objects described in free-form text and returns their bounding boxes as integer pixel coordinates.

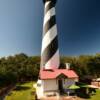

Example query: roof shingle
[40,69,78,79]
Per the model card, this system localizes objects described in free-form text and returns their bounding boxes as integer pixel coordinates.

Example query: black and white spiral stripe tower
[41,0,60,69]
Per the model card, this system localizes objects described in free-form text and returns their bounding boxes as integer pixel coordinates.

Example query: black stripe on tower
[43,15,56,36]
[45,1,55,13]
[41,36,58,66]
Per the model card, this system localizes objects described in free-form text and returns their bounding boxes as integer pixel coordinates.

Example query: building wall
[91,81,100,87]
[63,78,78,88]
[36,80,44,98]
[43,79,58,92]
[42,78,78,92]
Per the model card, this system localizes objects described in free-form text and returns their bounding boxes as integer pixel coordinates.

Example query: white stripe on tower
[41,0,60,69]
[42,25,57,53]
[43,7,55,26]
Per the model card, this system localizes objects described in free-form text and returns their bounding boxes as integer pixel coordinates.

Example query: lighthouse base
[34,69,78,99]
[34,79,59,99]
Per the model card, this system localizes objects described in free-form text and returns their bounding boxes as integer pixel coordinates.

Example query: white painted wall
[43,79,58,92]
[36,80,44,99]
[39,77,78,94]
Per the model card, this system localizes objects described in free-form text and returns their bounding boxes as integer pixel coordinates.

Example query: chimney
[65,63,70,70]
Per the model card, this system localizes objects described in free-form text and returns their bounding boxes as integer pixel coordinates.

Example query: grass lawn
[5,81,36,100]
[5,82,100,100]
[88,89,100,100]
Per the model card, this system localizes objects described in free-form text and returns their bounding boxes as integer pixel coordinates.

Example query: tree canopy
[0,53,100,88]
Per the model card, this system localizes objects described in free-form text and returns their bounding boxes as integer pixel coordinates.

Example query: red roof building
[40,69,78,80]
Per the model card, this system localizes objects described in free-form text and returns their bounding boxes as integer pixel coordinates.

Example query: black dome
[43,0,57,5]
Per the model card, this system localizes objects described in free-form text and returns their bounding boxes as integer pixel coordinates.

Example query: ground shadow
[76,88,97,99]
[77,93,90,99]
[13,85,30,91]
[7,92,13,96]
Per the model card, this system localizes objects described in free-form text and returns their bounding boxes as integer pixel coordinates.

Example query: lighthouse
[41,0,60,69]
[35,0,79,99]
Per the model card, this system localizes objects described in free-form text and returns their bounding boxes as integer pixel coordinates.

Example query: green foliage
[0,53,40,88]
[0,53,100,88]
[60,54,100,78]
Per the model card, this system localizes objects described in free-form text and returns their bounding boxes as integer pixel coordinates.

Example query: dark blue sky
[0,0,100,57]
